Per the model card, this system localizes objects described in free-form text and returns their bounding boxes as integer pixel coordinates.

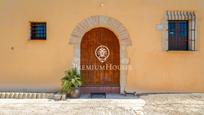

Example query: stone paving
[0,99,145,115]
[140,93,204,115]
[0,93,204,115]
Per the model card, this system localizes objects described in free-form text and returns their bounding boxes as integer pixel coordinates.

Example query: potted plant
[61,68,82,98]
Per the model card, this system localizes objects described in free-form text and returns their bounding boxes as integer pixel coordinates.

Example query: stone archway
[69,15,131,94]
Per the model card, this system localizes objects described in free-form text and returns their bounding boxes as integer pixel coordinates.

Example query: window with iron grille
[30,22,46,40]
[168,20,188,50]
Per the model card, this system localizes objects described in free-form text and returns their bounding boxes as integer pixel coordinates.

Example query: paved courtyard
[0,93,204,115]
[140,93,204,115]
[0,98,145,115]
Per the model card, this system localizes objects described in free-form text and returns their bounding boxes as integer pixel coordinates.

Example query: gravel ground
[140,93,204,115]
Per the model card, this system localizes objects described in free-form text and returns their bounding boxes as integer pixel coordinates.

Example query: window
[162,11,196,51]
[168,20,188,50]
[30,22,46,40]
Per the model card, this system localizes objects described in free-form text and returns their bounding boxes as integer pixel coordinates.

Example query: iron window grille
[30,22,46,40]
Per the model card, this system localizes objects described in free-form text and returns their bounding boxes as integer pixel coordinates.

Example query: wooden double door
[80,27,120,93]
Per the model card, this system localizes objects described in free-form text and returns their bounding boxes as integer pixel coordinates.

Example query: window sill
[166,50,196,52]
[30,38,47,40]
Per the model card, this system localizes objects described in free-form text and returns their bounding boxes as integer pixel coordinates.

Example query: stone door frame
[69,16,132,94]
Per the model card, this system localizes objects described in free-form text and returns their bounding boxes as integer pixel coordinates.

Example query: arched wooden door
[80,27,120,93]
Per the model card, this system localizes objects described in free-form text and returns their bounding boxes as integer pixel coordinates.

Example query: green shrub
[61,68,82,93]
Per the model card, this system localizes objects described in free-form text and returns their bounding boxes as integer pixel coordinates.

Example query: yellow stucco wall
[0,0,204,92]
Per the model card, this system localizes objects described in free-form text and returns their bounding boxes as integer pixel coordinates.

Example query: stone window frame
[160,11,196,51]
[69,16,132,94]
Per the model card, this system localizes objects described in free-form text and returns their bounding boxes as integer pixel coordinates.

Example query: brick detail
[80,87,120,94]
[0,92,54,99]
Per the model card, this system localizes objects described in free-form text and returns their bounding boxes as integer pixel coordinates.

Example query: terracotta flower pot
[70,88,80,98]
